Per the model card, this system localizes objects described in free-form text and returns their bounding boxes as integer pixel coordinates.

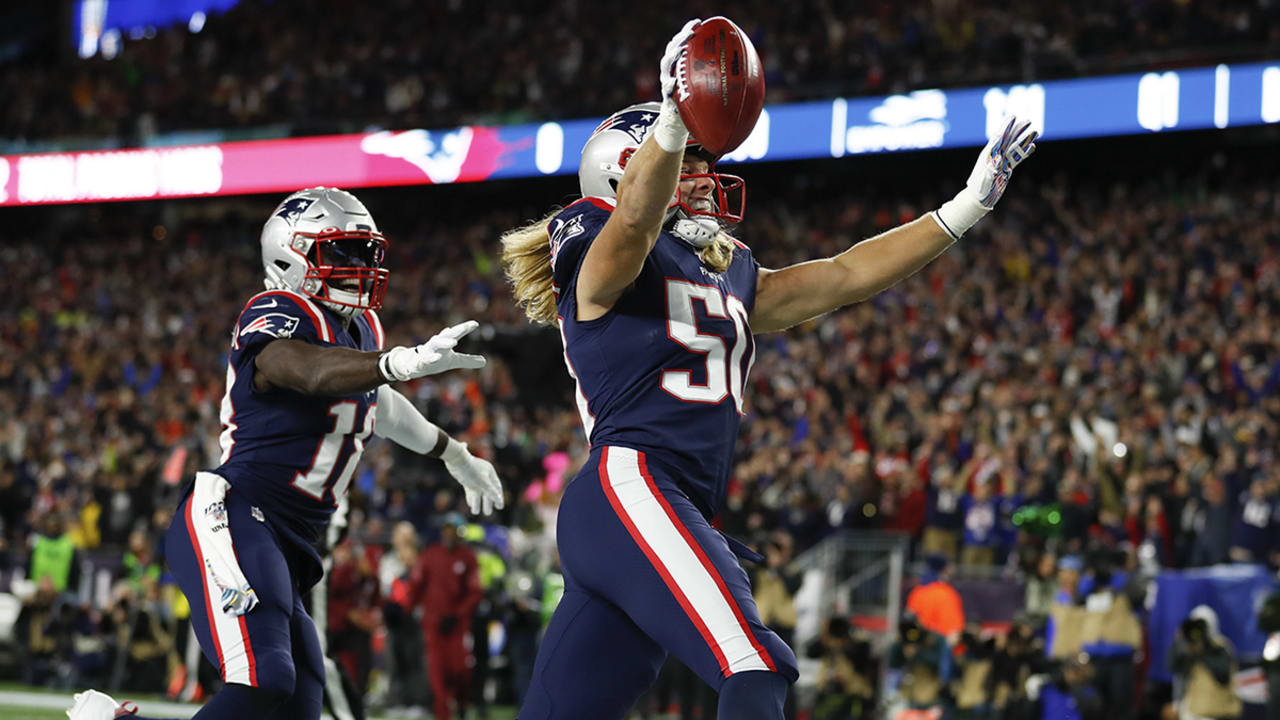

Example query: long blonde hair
[500,208,736,326]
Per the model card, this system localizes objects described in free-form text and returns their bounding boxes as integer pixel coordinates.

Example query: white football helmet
[579,102,746,229]
[260,187,389,319]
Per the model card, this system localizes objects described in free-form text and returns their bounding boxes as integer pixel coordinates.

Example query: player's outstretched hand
[932,115,1039,240]
[379,320,487,382]
[442,442,505,516]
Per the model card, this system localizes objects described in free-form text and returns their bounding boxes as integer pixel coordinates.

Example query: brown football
[673,16,765,158]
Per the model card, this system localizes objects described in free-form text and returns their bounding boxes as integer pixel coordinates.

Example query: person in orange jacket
[905,554,965,643]
[408,512,483,720]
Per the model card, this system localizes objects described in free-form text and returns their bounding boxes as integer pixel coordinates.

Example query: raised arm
[254,320,486,395]
[575,21,698,321]
[750,117,1039,333]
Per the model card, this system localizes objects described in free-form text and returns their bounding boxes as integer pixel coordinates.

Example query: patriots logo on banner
[276,197,315,225]
[240,313,301,339]
[592,109,656,145]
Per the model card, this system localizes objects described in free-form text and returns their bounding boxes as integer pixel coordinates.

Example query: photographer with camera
[1075,547,1142,719]
[887,614,949,715]
[1024,654,1103,720]
[952,623,996,719]
[1167,606,1242,720]
[807,617,876,720]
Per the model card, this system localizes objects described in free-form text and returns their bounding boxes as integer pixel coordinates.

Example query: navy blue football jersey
[552,197,759,518]
[214,289,385,577]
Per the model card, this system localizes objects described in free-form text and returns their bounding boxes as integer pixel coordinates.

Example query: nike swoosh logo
[252,299,278,309]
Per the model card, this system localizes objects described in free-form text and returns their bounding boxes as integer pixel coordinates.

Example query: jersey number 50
[292,401,375,506]
[661,279,754,413]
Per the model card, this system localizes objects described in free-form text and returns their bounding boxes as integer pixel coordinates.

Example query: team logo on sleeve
[549,214,585,269]
[239,313,301,339]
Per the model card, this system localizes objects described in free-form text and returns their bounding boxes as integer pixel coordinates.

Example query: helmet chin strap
[670,214,720,249]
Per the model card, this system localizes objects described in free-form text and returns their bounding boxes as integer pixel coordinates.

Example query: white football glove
[441,441,505,516]
[379,320,486,382]
[654,19,700,152]
[932,115,1039,240]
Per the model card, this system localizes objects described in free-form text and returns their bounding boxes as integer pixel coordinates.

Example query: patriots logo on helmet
[591,110,657,145]
[240,313,301,339]
[276,198,316,225]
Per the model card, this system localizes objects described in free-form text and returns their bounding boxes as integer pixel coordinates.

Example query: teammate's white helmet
[578,102,746,225]
[260,187,389,319]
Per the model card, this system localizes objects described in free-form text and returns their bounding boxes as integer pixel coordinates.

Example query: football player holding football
[501,19,1037,720]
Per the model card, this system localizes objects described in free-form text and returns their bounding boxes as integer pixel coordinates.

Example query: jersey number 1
[291,401,374,506]
[662,279,753,413]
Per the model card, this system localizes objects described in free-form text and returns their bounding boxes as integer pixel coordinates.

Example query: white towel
[192,471,259,616]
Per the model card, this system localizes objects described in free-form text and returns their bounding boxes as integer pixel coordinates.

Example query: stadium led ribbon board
[2,60,1278,206]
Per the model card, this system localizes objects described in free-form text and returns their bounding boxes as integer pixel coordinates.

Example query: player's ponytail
[500,210,561,325]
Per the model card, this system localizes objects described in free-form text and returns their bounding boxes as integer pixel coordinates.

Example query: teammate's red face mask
[299,229,390,311]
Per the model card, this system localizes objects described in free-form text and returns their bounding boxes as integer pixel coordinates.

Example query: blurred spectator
[121,527,161,592]
[1076,549,1142,720]
[409,513,482,720]
[104,580,174,693]
[1227,478,1278,564]
[905,554,964,643]
[15,575,65,686]
[1023,551,1057,620]
[886,615,948,714]
[922,467,962,562]
[1167,605,1241,720]
[328,537,382,696]
[27,513,80,594]
[807,617,875,720]
[951,623,996,719]
[377,521,429,712]
[959,477,999,567]
[2,0,1277,143]
[1258,590,1280,720]
[1189,477,1232,567]
[1025,654,1103,720]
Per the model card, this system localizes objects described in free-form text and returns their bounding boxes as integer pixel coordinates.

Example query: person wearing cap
[407,512,482,720]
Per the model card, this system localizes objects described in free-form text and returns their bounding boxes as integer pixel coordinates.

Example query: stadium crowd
[2,0,1277,142]
[2,140,1277,715]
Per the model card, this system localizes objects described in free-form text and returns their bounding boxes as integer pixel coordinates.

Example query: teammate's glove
[931,115,1039,240]
[379,320,486,382]
[442,440,505,516]
[654,19,700,153]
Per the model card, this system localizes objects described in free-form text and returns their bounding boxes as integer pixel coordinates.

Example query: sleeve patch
[240,313,302,339]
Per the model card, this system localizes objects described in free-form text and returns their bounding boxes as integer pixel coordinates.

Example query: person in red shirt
[408,513,482,720]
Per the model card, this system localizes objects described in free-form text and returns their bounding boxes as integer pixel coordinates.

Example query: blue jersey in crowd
[213,289,385,584]
[550,197,760,519]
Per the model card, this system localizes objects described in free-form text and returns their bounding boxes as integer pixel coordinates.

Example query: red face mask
[298,228,390,311]
[617,147,747,224]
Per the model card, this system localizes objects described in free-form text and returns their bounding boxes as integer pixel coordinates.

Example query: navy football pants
[518,446,797,720]
[165,485,325,719]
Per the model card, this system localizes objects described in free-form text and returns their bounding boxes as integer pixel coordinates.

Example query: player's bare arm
[750,117,1039,333]
[254,320,486,395]
[575,21,698,321]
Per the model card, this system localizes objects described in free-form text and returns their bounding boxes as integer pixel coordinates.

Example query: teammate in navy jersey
[69,187,505,720]
[500,20,1039,720]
